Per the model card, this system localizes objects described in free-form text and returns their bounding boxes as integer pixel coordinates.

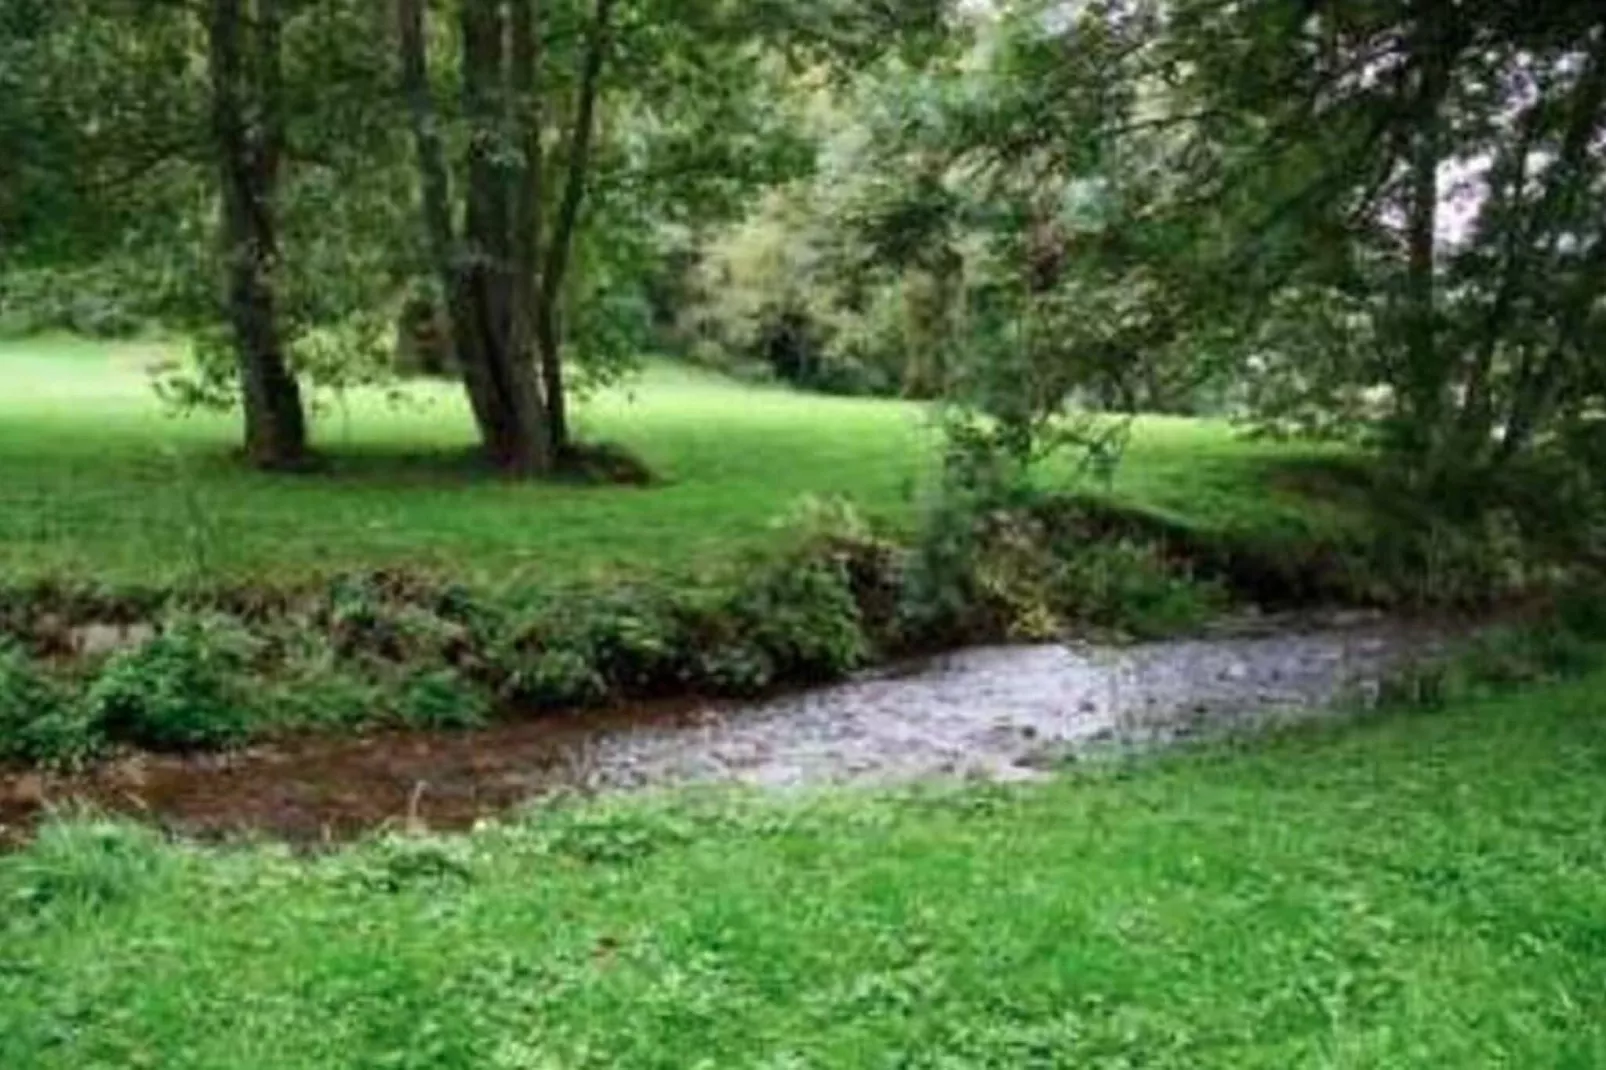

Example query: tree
[209,0,307,468]
[1150,0,1606,491]
[870,0,1606,499]
[398,0,614,474]
[397,0,956,475]
[2,0,408,469]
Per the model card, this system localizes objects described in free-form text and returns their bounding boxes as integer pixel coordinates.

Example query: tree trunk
[535,303,569,454]
[459,0,551,474]
[209,0,307,470]
[1492,33,1606,471]
[398,0,611,473]
[1398,8,1450,472]
[399,0,551,475]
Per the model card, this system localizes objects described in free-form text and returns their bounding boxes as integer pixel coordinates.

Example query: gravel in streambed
[580,615,1449,791]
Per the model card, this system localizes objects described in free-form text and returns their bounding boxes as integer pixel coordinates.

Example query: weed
[397,669,491,731]
[346,834,476,893]
[730,557,868,682]
[0,647,101,769]
[506,647,609,709]
[526,800,699,866]
[1378,621,1606,711]
[84,613,258,751]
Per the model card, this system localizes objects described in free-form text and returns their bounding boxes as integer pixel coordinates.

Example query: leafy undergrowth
[5,489,1591,770]
[3,673,1605,1067]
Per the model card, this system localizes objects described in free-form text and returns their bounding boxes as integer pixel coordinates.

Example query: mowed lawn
[3,675,1604,1068]
[0,337,1347,588]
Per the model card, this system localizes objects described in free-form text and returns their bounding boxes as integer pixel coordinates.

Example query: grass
[0,336,1349,590]
[3,674,1604,1068]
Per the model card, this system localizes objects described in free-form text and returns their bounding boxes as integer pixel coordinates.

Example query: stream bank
[0,610,1464,845]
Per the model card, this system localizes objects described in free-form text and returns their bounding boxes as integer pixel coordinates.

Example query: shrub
[728,558,868,683]
[1051,542,1226,639]
[493,587,687,708]
[0,646,101,768]
[324,573,471,664]
[901,485,1225,645]
[506,647,609,709]
[397,669,492,731]
[696,641,778,697]
[575,592,684,694]
[899,486,994,644]
[85,614,258,751]
[264,669,383,733]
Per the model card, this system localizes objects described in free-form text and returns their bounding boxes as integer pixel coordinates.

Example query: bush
[397,669,491,731]
[325,573,471,664]
[85,614,258,751]
[0,647,101,768]
[727,558,868,683]
[902,485,1224,645]
[504,646,609,709]
[573,592,684,694]
[1051,542,1225,639]
[696,640,779,697]
[264,669,382,732]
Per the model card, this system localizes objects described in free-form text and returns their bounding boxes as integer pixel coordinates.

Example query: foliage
[1,0,417,467]
[497,553,868,707]
[0,340,1596,765]
[903,482,1223,644]
[672,0,1606,516]
[84,613,259,751]
[726,556,868,682]
[942,0,1606,497]
[0,646,100,769]
[397,668,492,731]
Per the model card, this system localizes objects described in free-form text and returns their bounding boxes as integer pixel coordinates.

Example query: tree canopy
[4,0,1603,503]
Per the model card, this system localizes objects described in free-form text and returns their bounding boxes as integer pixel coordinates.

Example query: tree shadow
[224,440,659,490]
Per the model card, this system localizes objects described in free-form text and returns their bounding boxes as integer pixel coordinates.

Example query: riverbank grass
[4,671,1605,1068]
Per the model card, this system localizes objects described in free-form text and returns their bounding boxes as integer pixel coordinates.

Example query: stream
[0,612,1460,844]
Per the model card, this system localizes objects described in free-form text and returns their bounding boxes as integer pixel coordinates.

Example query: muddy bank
[0,614,1457,845]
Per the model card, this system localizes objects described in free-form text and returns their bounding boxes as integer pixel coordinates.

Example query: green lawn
[0,336,1347,589]
[4,675,1604,1068]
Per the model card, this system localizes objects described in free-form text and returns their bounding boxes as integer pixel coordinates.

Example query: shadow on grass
[185,441,660,491]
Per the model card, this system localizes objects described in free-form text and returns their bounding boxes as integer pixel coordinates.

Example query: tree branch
[510,0,545,359]
[539,0,615,313]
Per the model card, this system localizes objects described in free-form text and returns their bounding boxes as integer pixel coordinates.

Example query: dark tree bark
[397,0,612,473]
[1396,5,1452,469]
[399,0,552,474]
[209,0,308,470]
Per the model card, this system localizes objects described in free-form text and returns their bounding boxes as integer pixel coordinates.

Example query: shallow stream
[0,612,1460,844]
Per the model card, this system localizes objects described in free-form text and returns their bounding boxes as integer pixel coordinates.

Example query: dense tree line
[1,0,945,471]
[4,0,1604,505]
